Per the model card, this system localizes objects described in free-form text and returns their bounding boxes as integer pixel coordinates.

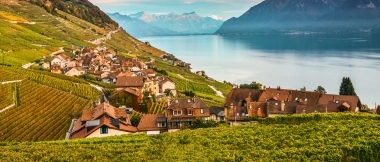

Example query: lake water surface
[138,34,380,105]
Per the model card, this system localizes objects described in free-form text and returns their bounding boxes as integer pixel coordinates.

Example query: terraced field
[0,80,92,142]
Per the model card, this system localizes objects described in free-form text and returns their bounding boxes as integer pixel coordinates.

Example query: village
[35,45,370,140]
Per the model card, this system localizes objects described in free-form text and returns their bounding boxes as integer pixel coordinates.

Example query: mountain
[119,11,224,35]
[215,0,380,34]
[29,0,118,29]
[108,12,178,36]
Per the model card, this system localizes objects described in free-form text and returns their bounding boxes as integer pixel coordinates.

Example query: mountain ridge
[215,0,380,34]
[111,11,224,36]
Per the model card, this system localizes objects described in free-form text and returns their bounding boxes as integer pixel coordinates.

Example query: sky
[89,0,264,21]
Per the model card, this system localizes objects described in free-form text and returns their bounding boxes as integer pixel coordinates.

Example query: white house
[158,76,176,96]
[65,67,86,77]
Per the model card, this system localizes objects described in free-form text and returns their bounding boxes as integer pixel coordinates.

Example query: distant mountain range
[109,12,223,36]
[216,0,380,34]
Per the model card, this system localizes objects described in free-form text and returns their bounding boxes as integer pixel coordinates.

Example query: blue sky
[89,0,264,21]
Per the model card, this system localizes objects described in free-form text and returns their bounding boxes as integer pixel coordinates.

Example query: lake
[138,34,380,105]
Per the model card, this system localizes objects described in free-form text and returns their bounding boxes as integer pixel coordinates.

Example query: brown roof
[115,76,144,88]
[81,103,117,121]
[137,114,167,131]
[224,89,262,107]
[124,87,142,97]
[141,69,155,75]
[71,115,137,139]
[288,91,321,106]
[318,94,361,112]
[258,88,291,102]
[168,97,209,109]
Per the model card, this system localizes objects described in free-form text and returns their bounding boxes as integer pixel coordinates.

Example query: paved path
[90,28,120,45]
[1,80,23,84]
[208,85,225,98]
[89,83,109,103]
[49,47,64,57]
[21,63,34,69]
[0,103,15,113]
[177,74,185,79]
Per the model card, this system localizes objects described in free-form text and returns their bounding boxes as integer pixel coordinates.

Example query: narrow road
[0,103,15,113]
[21,47,64,69]
[208,85,225,98]
[89,83,109,103]
[90,28,120,45]
[1,80,23,84]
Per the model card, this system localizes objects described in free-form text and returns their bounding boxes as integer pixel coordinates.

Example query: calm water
[138,34,380,105]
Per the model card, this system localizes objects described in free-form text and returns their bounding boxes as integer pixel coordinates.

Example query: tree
[339,77,357,96]
[164,89,173,97]
[314,86,326,94]
[239,81,263,90]
[130,115,141,127]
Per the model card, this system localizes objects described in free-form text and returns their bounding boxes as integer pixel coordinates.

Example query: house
[50,64,62,74]
[158,76,176,96]
[377,105,380,115]
[224,88,262,123]
[209,106,225,122]
[143,77,155,94]
[140,69,156,77]
[65,67,86,77]
[70,103,137,139]
[115,76,144,90]
[51,54,70,68]
[166,97,210,130]
[67,60,78,68]
[137,114,168,135]
[110,87,143,111]
[317,94,362,112]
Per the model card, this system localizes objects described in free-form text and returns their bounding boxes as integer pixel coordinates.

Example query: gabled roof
[81,103,128,122]
[168,98,209,109]
[71,103,136,139]
[137,114,167,131]
[158,76,175,86]
[288,90,321,106]
[318,94,360,112]
[115,76,144,87]
[124,87,142,97]
[224,88,262,107]
[209,106,224,116]
[258,88,290,102]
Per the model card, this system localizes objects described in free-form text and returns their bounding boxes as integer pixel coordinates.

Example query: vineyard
[0,80,92,142]
[0,83,14,110]
[0,66,100,100]
[1,113,379,161]
[147,99,167,114]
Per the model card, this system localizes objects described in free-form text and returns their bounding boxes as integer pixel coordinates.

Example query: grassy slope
[0,113,379,161]
[0,1,231,106]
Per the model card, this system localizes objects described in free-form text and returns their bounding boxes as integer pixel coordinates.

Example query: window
[336,100,339,103]
[173,110,182,116]
[305,98,308,101]
[157,122,166,127]
[187,110,193,115]
[100,126,108,134]
[275,103,278,106]
[200,109,204,114]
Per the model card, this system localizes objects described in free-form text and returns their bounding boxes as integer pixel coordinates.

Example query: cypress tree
[339,77,357,96]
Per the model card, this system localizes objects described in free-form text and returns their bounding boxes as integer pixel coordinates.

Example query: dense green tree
[130,115,141,127]
[314,86,327,94]
[164,89,173,97]
[339,77,357,96]
[239,81,263,90]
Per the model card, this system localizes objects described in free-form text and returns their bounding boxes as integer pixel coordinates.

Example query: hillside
[0,0,230,106]
[29,0,118,29]
[1,113,379,161]
[215,0,380,34]
[0,67,95,141]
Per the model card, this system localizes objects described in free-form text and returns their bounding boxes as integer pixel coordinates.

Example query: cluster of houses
[43,46,176,98]
[67,86,362,139]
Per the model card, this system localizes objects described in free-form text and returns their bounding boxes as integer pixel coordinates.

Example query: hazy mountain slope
[127,11,224,35]
[108,12,178,36]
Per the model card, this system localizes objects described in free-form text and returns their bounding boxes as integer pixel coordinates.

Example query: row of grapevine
[147,99,167,114]
[0,80,92,142]
[0,66,100,100]
[0,83,14,110]
[1,113,380,161]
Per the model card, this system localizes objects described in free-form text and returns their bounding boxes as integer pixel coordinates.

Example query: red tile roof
[115,76,144,88]
[137,114,167,131]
